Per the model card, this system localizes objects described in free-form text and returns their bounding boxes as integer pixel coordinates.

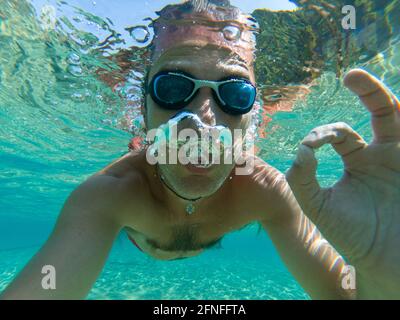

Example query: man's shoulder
[79,151,150,202]
[235,155,286,190]
[233,155,295,222]
[97,150,146,179]
[61,152,151,228]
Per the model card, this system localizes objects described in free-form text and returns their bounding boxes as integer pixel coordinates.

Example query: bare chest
[124,201,256,260]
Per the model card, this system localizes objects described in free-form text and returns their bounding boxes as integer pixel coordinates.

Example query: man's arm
[0,175,124,300]
[258,170,355,300]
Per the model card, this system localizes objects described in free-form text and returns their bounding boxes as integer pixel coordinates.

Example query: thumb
[286,144,325,222]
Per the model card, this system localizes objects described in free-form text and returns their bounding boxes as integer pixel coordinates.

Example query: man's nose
[187,87,218,126]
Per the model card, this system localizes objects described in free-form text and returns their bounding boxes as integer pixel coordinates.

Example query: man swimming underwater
[1,1,400,300]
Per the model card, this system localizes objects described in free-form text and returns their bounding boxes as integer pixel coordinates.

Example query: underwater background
[0,0,399,299]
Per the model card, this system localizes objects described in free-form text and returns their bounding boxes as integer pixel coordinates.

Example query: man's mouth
[184,162,213,174]
[184,153,215,174]
[194,162,213,169]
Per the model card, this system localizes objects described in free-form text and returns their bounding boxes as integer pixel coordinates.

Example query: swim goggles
[148,71,257,116]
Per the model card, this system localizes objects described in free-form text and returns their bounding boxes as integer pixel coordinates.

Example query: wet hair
[149,0,258,63]
[146,223,223,252]
[153,0,249,27]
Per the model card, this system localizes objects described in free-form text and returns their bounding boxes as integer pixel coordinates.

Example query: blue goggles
[148,71,257,116]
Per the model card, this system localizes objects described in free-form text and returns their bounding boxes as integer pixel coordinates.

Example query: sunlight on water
[0,0,399,299]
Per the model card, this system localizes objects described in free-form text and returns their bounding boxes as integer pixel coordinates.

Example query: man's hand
[286,68,400,298]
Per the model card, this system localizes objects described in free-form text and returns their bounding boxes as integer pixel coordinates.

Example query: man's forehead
[151,44,253,81]
[160,60,251,78]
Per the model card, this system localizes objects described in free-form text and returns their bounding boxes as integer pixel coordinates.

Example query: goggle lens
[150,72,256,115]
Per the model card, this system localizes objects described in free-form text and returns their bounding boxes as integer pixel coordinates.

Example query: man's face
[145,44,256,200]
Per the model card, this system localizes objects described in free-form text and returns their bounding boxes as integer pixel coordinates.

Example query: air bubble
[67,65,82,76]
[222,25,241,41]
[72,16,83,23]
[71,92,85,101]
[67,52,80,65]
[128,25,150,44]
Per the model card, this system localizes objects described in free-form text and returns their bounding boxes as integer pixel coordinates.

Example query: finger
[286,144,325,221]
[343,69,400,143]
[286,123,368,221]
[301,122,367,162]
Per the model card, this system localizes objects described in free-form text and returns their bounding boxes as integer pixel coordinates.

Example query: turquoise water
[0,0,399,299]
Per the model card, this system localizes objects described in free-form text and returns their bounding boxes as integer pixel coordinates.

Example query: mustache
[167,111,226,132]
